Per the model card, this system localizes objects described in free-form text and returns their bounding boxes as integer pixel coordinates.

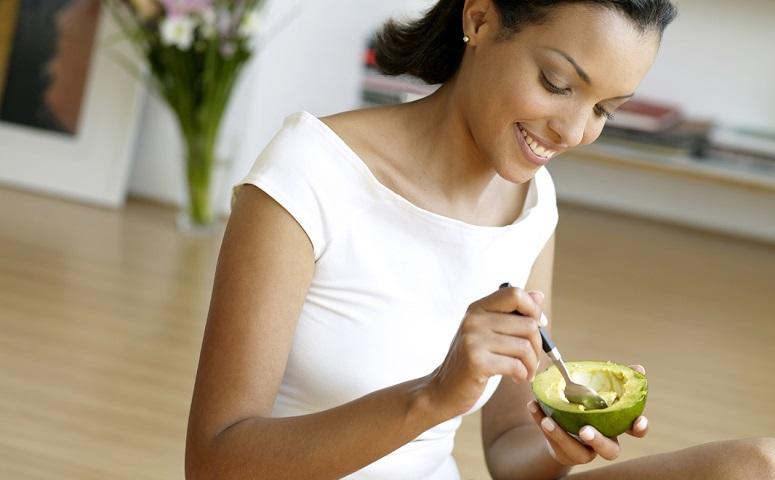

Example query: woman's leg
[567,437,775,480]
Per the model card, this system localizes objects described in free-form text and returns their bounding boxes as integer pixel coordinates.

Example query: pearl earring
[463,34,470,43]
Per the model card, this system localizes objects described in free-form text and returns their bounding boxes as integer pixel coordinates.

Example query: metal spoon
[499,283,608,410]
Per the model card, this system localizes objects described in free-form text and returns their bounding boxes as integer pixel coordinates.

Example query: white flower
[160,15,196,50]
[200,7,217,39]
[238,9,263,39]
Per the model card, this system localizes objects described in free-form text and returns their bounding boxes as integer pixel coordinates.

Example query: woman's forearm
[186,375,450,480]
[486,424,572,480]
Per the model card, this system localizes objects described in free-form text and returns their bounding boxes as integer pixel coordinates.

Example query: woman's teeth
[519,125,557,159]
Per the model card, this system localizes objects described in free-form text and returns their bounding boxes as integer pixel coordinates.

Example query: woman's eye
[595,105,614,120]
[541,71,613,120]
[540,72,570,95]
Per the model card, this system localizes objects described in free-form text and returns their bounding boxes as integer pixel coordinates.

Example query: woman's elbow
[185,437,218,480]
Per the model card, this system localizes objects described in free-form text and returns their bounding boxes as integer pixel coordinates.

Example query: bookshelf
[548,145,775,243]
[572,141,775,192]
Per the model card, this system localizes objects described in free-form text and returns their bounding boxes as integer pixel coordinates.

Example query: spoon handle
[498,282,557,355]
[538,326,556,354]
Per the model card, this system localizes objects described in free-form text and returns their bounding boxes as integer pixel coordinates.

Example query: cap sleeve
[533,166,559,245]
[232,114,331,260]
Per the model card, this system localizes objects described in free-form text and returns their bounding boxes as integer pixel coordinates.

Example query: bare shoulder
[319,105,399,135]
[319,106,410,191]
[319,106,403,157]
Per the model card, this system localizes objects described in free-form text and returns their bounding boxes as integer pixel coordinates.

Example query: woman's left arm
[482,233,573,480]
[482,234,649,480]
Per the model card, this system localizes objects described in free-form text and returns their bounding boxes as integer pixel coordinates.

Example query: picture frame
[0,2,145,208]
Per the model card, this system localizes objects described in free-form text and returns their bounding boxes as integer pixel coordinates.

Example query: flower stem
[184,131,216,226]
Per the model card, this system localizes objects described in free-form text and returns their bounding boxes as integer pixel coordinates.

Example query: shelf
[549,145,775,243]
[573,141,775,193]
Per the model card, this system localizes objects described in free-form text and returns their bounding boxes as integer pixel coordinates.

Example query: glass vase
[176,131,222,236]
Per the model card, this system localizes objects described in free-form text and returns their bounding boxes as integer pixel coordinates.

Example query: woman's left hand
[526,364,650,466]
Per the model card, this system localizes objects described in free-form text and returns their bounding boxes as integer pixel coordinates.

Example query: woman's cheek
[502,84,555,120]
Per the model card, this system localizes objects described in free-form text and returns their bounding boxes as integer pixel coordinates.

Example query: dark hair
[374,0,678,85]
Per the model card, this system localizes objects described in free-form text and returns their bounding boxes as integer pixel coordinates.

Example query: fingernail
[580,426,595,442]
[539,312,548,327]
[529,290,545,303]
[544,439,557,458]
[527,401,538,413]
[636,417,648,431]
[541,417,555,432]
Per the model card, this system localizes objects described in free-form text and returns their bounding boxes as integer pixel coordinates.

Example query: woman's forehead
[511,5,660,92]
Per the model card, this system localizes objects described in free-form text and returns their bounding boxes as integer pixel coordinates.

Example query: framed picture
[0,0,145,208]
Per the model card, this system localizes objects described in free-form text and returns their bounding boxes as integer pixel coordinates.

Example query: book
[709,124,775,160]
[600,119,714,157]
[606,97,683,132]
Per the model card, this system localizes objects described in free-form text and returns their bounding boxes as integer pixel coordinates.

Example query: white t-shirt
[235,111,558,479]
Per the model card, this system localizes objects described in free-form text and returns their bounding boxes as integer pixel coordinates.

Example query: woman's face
[457,1,660,183]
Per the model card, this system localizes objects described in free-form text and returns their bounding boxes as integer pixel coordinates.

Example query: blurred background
[0,0,773,478]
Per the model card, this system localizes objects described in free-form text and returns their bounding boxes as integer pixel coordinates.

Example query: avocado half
[531,361,647,438]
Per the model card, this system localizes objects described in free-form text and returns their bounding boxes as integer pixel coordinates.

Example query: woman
[185,1,775,478]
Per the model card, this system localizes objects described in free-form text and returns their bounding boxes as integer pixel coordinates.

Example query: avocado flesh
[532,361,647,437]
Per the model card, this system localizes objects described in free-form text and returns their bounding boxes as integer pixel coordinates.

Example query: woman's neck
[394,79,516,217]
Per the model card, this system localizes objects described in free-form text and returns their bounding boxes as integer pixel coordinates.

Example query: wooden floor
[1,186,773,479]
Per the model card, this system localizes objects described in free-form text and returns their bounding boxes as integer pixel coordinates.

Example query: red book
[607,97,683,132]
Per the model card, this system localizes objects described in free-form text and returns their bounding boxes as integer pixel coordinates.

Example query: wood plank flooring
[0,186,773,479]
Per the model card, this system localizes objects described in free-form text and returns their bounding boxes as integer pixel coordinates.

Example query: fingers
[527,401,597,465]
[487,312,542,363]
[527,291,549,327]
[627,415,649,438]
[629,364,646,375]
[465,288,544,382]
[487,332,540,381]
[578,426,621,461]
[476,286,542,319]
[527,401,624,464]
[541,418,598,464]
[488,312,540,337]
[486,352,532,381]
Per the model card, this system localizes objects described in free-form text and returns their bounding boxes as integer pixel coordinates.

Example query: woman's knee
[720,437,775,479]
[748,437,775,476]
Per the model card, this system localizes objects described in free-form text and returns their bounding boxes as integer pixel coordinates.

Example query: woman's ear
[462,0,496,47]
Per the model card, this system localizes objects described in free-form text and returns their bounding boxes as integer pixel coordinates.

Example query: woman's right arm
[185,184,544,479]
[185,185,449,479]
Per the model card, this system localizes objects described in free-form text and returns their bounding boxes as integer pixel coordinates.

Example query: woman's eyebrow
[545,47,591,84]
[542,47,634,100]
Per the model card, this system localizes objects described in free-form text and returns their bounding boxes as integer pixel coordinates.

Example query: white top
[235,111,559,479]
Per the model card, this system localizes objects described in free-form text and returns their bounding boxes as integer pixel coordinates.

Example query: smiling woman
[185,1,775,479]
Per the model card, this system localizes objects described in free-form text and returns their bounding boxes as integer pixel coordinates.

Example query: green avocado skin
[532,362,648,438]
[537,391,646,437]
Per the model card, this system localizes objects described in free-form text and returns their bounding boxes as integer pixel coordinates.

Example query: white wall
[128,0,434,214]
[127,0,775,215]
[635,0,775,128]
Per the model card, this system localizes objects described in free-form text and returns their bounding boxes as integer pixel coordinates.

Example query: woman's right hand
[426,286,546,418]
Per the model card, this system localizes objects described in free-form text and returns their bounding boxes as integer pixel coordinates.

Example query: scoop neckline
[296,111,540,233]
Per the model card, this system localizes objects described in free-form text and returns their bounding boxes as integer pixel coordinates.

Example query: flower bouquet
[105,0,265,230]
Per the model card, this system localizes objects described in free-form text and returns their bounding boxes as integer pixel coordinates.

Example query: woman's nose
[547,109,591,148]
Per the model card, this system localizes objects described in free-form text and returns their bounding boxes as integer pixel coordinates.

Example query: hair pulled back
[374,0,677,85]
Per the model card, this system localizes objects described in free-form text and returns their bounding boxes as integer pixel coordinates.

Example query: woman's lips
[514,123,559,167]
